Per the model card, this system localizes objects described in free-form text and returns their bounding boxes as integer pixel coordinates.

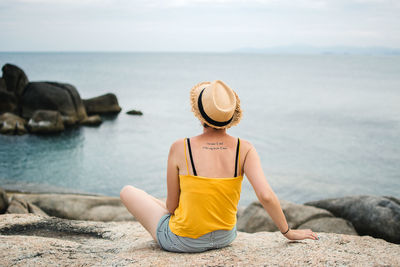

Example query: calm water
[0,52,399,205]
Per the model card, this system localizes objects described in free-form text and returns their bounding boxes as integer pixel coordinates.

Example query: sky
[0,0,399,52]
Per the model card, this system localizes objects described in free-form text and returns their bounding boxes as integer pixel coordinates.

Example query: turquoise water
[0,52,399,205]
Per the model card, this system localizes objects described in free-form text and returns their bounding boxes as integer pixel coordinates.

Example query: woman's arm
[243,143,318,241]
[166,140,181,214]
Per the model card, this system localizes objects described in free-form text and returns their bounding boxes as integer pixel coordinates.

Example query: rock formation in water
[1,63,29,104]
[27,110,65,133]
[126,109,143,115]
[21,82,87,125]
[0,63,126,135]
[83,93,122,115]
[0,112,27,135]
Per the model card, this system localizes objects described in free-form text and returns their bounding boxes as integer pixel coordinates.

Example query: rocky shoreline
[0,188,399,266]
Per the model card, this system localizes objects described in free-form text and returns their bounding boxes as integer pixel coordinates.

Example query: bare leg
[120,185,169,241]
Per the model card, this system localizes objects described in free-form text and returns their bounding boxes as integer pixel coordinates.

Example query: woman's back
[169,132,247,238]
[175,134,251,178]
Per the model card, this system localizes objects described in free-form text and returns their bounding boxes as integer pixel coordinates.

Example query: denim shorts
[156,214,237,253]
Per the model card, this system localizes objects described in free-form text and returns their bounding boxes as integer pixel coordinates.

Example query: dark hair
[203,123,223,130]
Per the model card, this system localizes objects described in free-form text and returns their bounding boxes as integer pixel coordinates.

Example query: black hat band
[198,88,233,127]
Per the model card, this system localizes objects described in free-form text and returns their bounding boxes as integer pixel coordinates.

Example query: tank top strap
[184,138,190,175]
[234,138,241,177]
[186,138,197,176]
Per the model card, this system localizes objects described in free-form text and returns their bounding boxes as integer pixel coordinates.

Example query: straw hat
[190,80,242,129]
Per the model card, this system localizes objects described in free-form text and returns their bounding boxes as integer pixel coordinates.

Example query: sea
[0,52,399,205]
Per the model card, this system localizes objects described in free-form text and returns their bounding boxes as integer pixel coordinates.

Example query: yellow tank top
[169,138,243,238]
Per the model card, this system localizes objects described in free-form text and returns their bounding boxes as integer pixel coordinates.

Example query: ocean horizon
[0,52,399,205]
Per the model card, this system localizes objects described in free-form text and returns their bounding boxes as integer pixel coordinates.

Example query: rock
[126,109,143,115]
[10,193,134,222]
[0,80,18,114]
[5,196,29,214]
[80,114,102,126]
[83,93,122,115]
[1,63,29,97]
[236,205,245,219]
[237,201,276,232]
[1,214,399,266]
[0,112,27,135]
[21,82,87,125]
[305,195,400,244]
[28,110,65,133]
[237,200,333,233]
[0,187,9,214]
[27,202,49,217]
[0,77,6,91]
[298,217,358,235]
[5,196,47,217]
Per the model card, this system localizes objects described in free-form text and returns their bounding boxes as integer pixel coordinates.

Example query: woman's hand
[283,229,319,241]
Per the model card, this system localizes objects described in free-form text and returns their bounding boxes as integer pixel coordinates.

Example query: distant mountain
[234,45,400,55]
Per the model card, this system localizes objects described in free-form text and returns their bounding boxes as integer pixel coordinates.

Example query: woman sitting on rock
[120,80,318,252]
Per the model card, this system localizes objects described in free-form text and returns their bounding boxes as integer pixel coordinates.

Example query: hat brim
[190,81,242,129]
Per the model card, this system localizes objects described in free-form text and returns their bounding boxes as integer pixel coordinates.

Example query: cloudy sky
[0,0,399,52]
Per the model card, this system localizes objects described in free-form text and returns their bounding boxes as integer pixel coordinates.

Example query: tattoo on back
[202,142,227,150]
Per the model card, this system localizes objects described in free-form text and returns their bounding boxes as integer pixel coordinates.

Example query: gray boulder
[237,201,276,232]
[28,110,64,133]
[305,195,400,244]
[83,93,122,115]
[11,193,135,222]
[236,205,245,219]
[6,196,48,217]
[5,197,29,214]
[0,187,9,214]
[80,114,102,126]
[1,63,29,97]
[280,199,333,227]
[298,217,358,235]
[21,82,87,125]
[238,200,333,233]
[0,112,27,135]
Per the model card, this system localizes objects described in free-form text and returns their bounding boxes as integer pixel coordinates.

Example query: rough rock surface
[21,82,87,124]
[0,112,27,135]
[10,193,134,222]
[305,195,400,244]
[0,187,9,213]
[0,214,399,267]
[1,63,29,97]
[5,196,48,217]
[80,114,102,126]
[237,200,353,235]
[0,77,6,91]
[83,93,122,115]
[28,110,65,133]
[0,83,18,114]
